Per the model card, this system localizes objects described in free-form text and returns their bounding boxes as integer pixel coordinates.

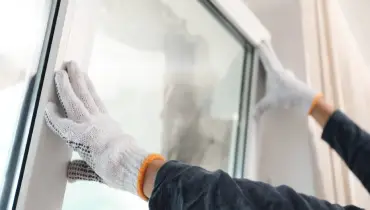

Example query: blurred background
[0,0,369,209]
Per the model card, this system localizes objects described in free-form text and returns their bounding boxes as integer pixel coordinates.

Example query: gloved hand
[44,61,164,200]
[254,42,323,119]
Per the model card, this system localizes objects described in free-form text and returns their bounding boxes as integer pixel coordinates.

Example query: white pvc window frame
[209,0,270,46]
[3,0,269,209]
[8,0,70,209]
[200,0,268,179]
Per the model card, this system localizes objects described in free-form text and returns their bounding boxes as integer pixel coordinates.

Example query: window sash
[7,1,70,209]
[10,0,265,209]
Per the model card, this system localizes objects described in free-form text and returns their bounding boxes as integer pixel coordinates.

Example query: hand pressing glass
[254,42,323,119]
[44,61,164,200]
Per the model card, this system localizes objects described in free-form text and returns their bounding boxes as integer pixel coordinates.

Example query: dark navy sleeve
[149,161,362,210]
[322,110,370,193]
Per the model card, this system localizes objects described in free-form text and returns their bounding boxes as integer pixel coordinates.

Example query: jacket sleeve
[149,161,362,210]
[322,110,370,193]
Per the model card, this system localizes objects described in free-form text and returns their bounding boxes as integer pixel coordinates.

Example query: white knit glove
[44,61,164,200]
[254,42,323,119]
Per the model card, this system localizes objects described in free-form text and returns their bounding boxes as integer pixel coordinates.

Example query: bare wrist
[310,98,335,127]
[143,159,166,199]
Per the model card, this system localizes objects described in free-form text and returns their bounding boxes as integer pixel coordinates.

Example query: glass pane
[0,0,52,207]
[60,0,250,209]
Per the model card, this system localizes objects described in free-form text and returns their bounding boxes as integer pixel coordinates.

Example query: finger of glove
[55,70,90,122]
[63,61,100,115]
[258,42,285,74]
[44,102,79,141]
[67,160,103,183]
[45,102,92,156]
[84,72,108,113]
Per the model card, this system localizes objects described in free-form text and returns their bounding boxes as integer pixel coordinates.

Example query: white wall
[246,0,317,195]
[338,0,370,69]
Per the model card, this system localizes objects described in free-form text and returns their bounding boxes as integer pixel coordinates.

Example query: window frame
[242,51,263,180]
[5,0,70,209]
[199,0,267,178]
[8,0,268,209]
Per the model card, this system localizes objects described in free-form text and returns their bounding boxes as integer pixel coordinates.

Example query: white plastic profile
[243,50,263,181]
[211,0,271,46]
[15,1,70,210]
[208,0,269,180]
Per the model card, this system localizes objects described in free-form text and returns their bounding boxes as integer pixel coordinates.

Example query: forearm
[146,161,360,210]
[310,99,370,192]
